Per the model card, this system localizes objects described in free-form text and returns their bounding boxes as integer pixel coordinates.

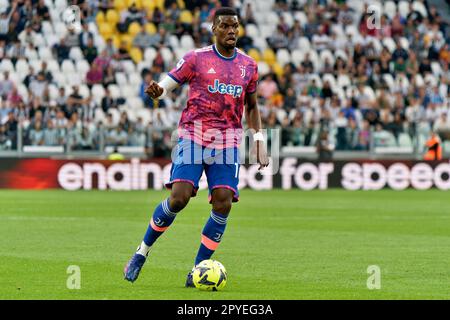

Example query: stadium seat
[144,47,157,63]
[107,84,121,99]
[15,59,29,76]
[399,37,410,50]
[128,22,141,37]
[413,1,428,17]
[69,47,84,61]
[160,47,174,66]
[0,59,14,73]
[293,11,308,27]
[96,11,106,25]
[337,74,351,89]
[298,37,311,52]
[47,59,60,74]
[169,35,179,49]
[398,133,413,148]
[253,37,267,52]
[263,48,276,65]
[247,48,261,62]
[120,34,133,50]
[276,49,291,67]
[145,23,157,35]
[180,35,195,50]
[142,0,156,11]
[48,84,59,100]
[323,74,337,89]
[257,61,270,76]
[79,84,90,99]
[431,62,442,77]
[45,34,60,48]
[34,34,45,48]
[179,10,193,24]
[92,84,106,103]
[128,0,143,7]
[61,59,76,74]
[106,9,120,25]
[121,60,136,74]
[384,1,397,19]
[245,24,259,39]
[54,0,68,11]
[76,60,90,77]
[174,47,189,61]
[121,85,139,98]
[130,48,143,64]
[113,0,127,12]
[38,47,53,61]
[98,23,114,38]
[272,63,283,78]
[398,1,410,18]
[42,21,54,36]
[115,72,128,86]
[425,74,438,87]
[66,73,82,86]
[291,50,304,66]
[127,97,144,110]
[128,72,142,87]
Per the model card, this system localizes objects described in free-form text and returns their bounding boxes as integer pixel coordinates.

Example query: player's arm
[144,75,179,99]
[245,92,269,170]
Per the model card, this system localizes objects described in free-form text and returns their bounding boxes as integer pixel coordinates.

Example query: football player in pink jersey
[124,7,269,286]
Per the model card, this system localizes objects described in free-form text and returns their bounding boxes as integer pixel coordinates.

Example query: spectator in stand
[0,71,14,99]
[0,124,12,150]
[258,74,279,102]
[86,63,104,89]
[36,0,50,21]
[0,2,17,42]
[43,119,59,146]
[79,22,94,50]
[133,25,154,50]
[82,36,98,64]
[29,72,48,98]
[64,29,80,48]
[99,88,115,113]
[29,120,44,146]
[115,40,132,60]
[53,38,70,64]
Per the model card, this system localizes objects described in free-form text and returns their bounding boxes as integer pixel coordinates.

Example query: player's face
[213,16,239,49]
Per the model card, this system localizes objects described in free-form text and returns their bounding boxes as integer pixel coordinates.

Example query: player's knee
[212,199,232,215]
[211,190,233,215]
[169,194,190,212]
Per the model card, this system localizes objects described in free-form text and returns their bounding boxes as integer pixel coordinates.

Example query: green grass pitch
[0,189,449,300]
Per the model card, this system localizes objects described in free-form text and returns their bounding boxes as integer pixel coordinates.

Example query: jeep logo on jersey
[208,79,243,98]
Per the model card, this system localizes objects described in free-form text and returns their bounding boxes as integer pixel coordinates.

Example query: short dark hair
[213,7,238,24]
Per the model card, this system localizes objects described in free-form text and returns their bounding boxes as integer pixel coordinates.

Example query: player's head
[212,7,239,50]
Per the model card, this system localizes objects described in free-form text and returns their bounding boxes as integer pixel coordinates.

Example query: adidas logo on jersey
[207,68,216,74]
[208,79,243,98]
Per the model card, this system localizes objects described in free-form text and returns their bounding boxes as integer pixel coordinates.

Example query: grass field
[0,189,449,300]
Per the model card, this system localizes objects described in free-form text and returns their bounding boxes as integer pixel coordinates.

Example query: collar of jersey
[212,44,237,61]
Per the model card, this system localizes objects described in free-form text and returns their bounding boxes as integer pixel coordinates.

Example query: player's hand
[253,141,269,170]
[144,80,164,99]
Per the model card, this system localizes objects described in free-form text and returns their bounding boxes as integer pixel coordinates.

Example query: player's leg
[124,138,203,283]
[195,188,233,264]
[186,147,239,287]
[124,183,194,282]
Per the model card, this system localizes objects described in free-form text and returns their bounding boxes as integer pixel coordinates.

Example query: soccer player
[124,7,269,286]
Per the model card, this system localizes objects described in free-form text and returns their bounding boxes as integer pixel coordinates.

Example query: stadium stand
[0,0,449,159]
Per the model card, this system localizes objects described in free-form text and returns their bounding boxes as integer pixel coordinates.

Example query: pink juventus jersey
[168,44,258,148]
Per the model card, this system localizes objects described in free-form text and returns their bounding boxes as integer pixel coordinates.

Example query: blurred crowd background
[0,0,449,158]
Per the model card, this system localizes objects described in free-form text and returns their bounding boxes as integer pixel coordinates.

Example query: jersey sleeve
[168,51,196,85]
[246,63,258,94]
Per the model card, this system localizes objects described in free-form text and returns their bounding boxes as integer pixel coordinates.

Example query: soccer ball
[192,259,227,291]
